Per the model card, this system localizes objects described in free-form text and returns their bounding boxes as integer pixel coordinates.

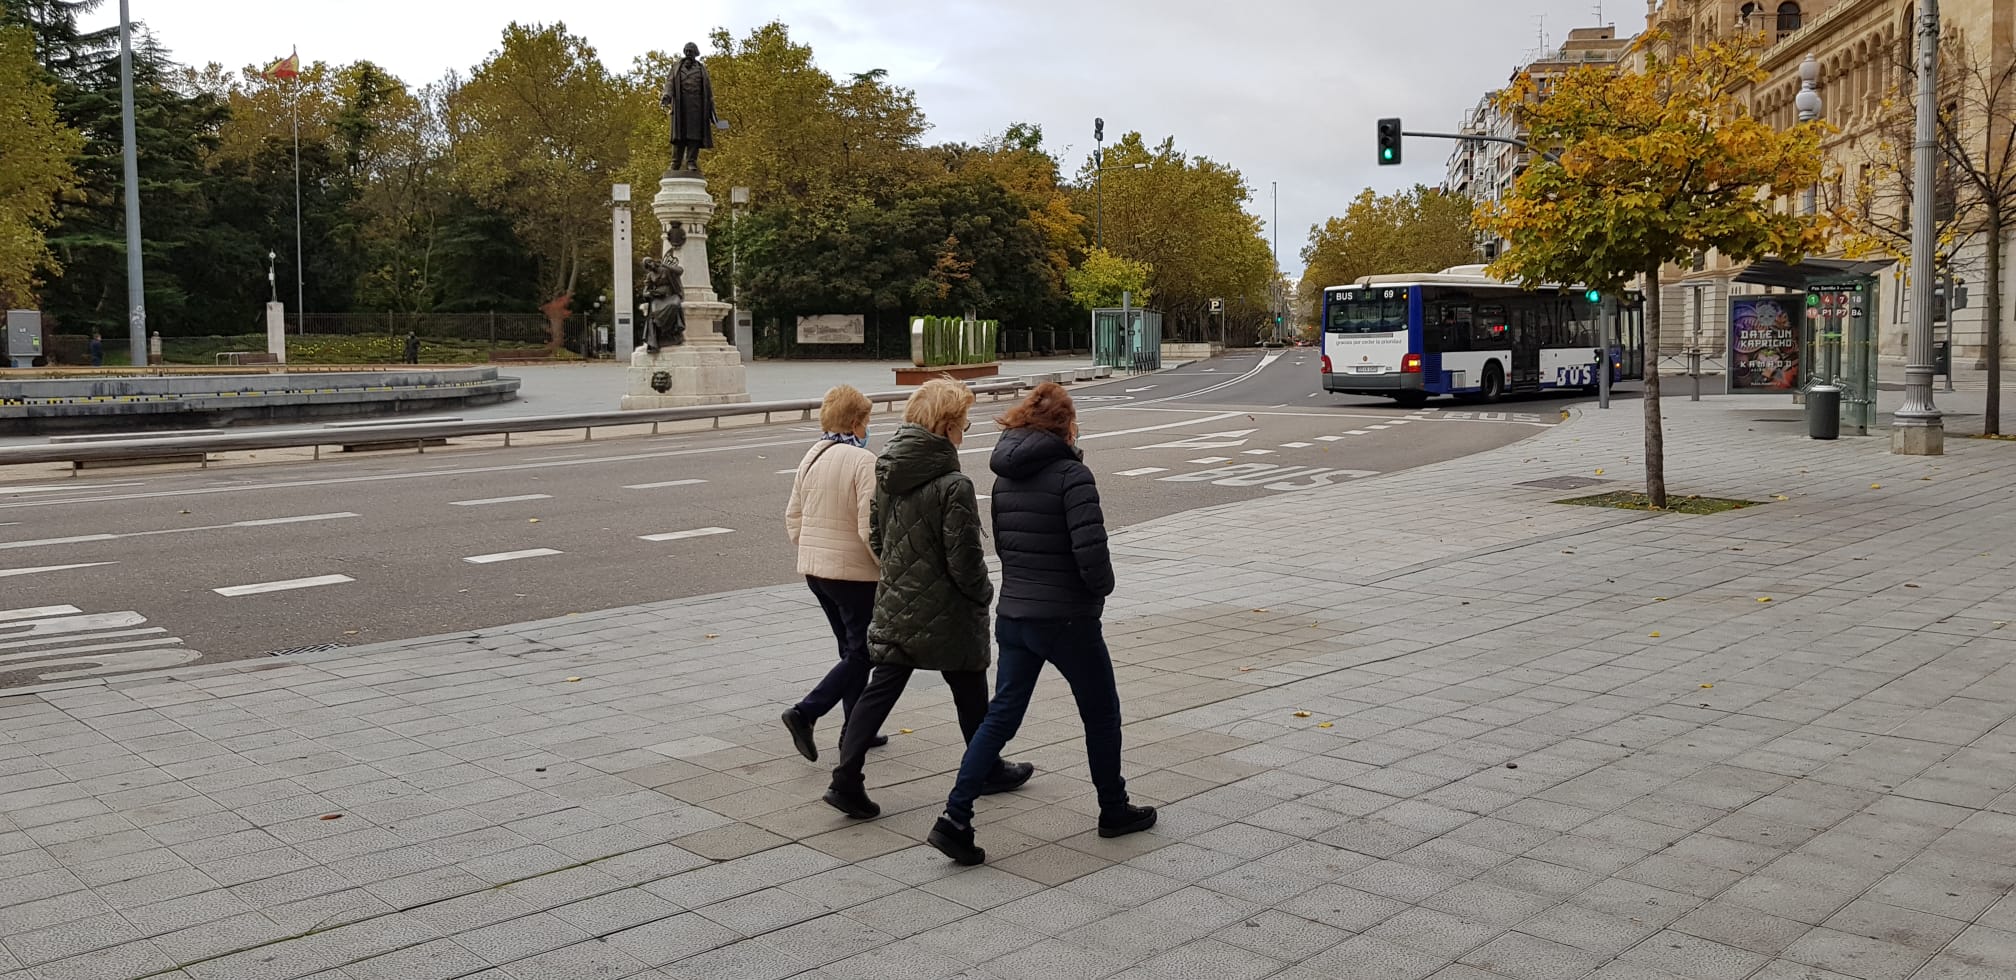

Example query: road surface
[0,350,1597,687]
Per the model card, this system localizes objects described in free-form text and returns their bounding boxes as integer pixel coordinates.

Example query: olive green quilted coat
[867,423,994,671]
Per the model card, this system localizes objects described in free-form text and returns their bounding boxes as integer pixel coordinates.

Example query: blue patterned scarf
[822,432,867,449]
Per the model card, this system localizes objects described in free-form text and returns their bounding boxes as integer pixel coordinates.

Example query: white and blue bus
[1319,266,1643,407]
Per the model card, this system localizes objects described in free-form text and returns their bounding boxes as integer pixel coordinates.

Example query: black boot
[781,708,817,762]
[927,816,985,866]
[1098,804,1157,838]
[979,761,1034,796]
[822,784,880,820]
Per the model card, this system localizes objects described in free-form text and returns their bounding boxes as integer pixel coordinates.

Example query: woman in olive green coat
[824,379,1033,819]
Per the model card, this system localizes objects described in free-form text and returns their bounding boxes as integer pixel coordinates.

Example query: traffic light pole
[1401,130,1563,165]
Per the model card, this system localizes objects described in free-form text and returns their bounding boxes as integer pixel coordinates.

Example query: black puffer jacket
[866,423,994,671]
[989,427,1115,620]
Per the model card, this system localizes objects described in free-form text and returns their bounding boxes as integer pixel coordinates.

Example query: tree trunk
[1643,265,1667,508]
[1986,212,2004,436]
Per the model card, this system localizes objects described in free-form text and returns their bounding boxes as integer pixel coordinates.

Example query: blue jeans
[945,617,1128,825]
[794,577,876,723]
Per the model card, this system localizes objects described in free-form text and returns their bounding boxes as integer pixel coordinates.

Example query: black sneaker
[781,708,817,762]
[979,761,1035,796]
[927,816,986,866]
[822,785,881,819]
[1098,804,1157,838]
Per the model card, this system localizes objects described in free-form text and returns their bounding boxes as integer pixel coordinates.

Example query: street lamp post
[1093,117,1105,250]
[267,251,278,305]
[117,0,145,368]
[1795,55,1822,217]
[1894,0,1945,454]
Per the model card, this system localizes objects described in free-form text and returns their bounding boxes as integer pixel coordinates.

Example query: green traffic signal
[1585,289,1601,303]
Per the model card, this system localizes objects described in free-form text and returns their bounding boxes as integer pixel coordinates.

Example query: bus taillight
[1401,353,1422,374]
[1320,355,1332,374]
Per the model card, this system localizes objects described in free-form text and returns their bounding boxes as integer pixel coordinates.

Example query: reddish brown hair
[997,382,1076,437]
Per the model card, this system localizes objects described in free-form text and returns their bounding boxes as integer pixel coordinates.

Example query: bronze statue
[639,253,685,352]
[662,42,722,174]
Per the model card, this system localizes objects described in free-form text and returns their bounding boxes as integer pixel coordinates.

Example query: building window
[1777,2,1802,37]
[1739,2,1759,28]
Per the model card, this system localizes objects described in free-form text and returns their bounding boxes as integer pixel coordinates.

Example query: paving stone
[1616,929,1772,980]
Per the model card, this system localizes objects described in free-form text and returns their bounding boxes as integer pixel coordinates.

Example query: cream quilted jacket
[784,439,879,582]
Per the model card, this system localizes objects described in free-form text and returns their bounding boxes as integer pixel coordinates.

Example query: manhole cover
[267,642,349,657]
[1516,475,1609,490]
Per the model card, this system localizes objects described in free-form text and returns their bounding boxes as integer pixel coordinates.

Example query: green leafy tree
[1299,186,1477,327]
[1478,34,1828,507]
[0,24,83,305]
[456,22,635,347]
[1066,248,1151,309]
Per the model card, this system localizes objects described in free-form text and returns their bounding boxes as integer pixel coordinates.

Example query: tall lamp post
[1894,0,1945,454]
[267,251,278,304]
[1795,56,1822,217]
[117,0,145,368]
[1094,117,1105,249]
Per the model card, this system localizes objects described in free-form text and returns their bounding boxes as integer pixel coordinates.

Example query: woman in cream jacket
[780,385,886,761]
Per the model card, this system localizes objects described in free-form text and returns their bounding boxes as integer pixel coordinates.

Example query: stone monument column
[620,175,751,410]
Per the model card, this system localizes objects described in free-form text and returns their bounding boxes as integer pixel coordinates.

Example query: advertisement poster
[796,314,865,344]
[1728,297,1800,390]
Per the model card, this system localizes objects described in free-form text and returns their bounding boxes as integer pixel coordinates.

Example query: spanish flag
[263,50,300,81]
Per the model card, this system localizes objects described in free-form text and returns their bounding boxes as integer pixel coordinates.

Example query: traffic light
[1376,118,1402,165]
[1585,288,1601,304]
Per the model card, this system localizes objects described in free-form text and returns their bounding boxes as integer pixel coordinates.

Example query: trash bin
[1807,384,1840,440]
[1934,339,1951,376]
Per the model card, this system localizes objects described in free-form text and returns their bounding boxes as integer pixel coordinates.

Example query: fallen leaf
[1773,495,1789,501]
[1317,722,1334,729]
[898,728,914,735]
[1238,666,1254,672]
[1252,609,1269,614]
[318,813,343,821]
[704,633,719,639]
[1292,711,1312,718]
[343,630,359,636]
[1701,683,1714,689]
[1649,632,1662,638]
[1921,476,1933,481]
[1871,483,1882,489]
[1654,597,1668,602]
[529,518,541,523]
[1594,468,1605,475]
[1904,584,1920,589]
[1505,763,1519,770]
[1757,597,1773,603]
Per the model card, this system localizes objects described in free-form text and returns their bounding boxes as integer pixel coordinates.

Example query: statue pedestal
[620,343,750,410]
[620,172,750,410]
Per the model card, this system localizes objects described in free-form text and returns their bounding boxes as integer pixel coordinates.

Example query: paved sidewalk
[4,399,2016,980]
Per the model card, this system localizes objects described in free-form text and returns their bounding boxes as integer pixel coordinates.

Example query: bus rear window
[1327,294,1408,334]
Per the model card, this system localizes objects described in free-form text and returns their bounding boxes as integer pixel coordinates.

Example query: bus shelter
[1092,306,1163,373]
[1734,258,1886,436]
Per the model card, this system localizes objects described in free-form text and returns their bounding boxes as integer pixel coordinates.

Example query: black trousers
[831,663,992,790]
[793,577,877,723]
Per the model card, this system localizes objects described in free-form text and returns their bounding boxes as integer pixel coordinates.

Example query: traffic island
[894,362,999,385]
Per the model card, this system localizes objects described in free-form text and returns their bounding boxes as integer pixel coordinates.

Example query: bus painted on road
[1319,266,1643,406]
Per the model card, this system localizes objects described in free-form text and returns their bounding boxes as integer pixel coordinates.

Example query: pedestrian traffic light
[1585,288,1601,304]
[1376,118,1402,165]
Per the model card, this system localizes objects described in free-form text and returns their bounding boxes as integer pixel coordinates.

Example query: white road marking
[1368,425,1392,430]
[1188,457,1233,465]
[1389,420,1414,425]
[237,513,361,526]
[1316,436,1345,442]
[449,494,553,507]
[1115,467,1168,477]
[1241,449,1275,456]
[0,512,358,551]
[625,479,707,490]
[1345,430,1370,435]
[776,468,798,475]
[1280,442,1314,449]
[0,605,201,681]
[0,562,117,579]
[1161,463,1379,491]
[1138,429,1256,451]
[213,575,355,597]
[0,482,146,495]
[1124,385,1158,393]
[0,605,80,623]
[974,494,991,500]
[464,549,563,564]
[639,527,735,542]
[961,412,1247,456]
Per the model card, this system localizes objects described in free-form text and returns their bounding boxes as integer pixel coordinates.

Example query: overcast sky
[92,0,1633,279]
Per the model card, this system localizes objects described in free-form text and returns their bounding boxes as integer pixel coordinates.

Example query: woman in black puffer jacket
[925,383,1156,866]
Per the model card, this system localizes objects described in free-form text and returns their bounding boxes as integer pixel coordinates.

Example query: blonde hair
[902,377,975,438]
[819,384,873,433]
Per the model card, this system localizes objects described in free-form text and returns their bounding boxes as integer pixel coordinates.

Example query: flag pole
[291,47,305,335]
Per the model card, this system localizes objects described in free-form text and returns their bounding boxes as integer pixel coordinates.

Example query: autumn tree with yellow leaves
[1478,34,1831,508]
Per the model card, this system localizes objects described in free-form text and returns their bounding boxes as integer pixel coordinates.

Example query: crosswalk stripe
[0,562,116,579]
[1115,468,1168,477]
[624,480,707,489]
[449,494,552,506]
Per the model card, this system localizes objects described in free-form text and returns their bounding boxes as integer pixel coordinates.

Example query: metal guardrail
[0,380,1038,469]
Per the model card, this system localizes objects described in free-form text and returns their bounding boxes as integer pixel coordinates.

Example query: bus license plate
[1353,365,1383,374]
